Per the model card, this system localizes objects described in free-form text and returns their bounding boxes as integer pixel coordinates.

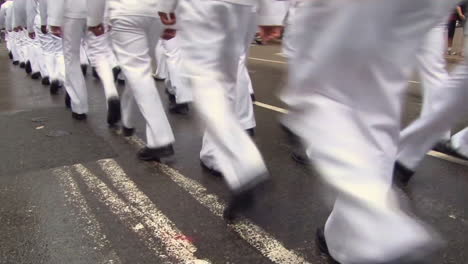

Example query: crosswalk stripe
[127,136,311,264]
[55,167,122,264]
[54,164,208,264]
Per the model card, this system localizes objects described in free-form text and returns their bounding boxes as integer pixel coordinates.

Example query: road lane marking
[54,164,208,264]
[248,57,288,65]
[252,101,468,167]
[247,57,421,85]
[428,151,468,167]
[254,101,288,114]
[96,159,207,263]
[126,136,311,264]
[55,167,122,264]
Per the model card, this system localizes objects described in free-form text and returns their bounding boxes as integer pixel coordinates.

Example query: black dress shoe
[72,112,87,121]
[250,94,256,102]
[112,66,121,82]
[165,89,176,103]
[200,160,223,177]
[81,64,88,76]
[393,161,415,187]
[8,51,13,60]
[65,93,71,109]
[19,62,25,68]
[246,128,255,137]
[169,102,189,115]
[50,80,61,95]
[31,72,41,80]
[25,61,32,74]
[41,76,50,85]
[13,60,19,65]
[92,67,100,80]
[154,76,165,81]
[122,126,135,137]
[291,150,312,165]
[137,144,174,161]
[223,189,255,221]
[107,97,121,125]
[316,228,340,263]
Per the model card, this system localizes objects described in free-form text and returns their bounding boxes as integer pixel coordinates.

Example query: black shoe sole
[81,65,88,76]
[25,61,32,74]
[92,67,100,80]
[137,145,175,161]
[200,161,223,177]
[223,190,255,222]
[50,80,61,95]
[72,112,87,121]
[20,62,25,68]
[31,72,41,80]
[41,77,50,85]
[65,93,71,109]
[169,103,189,115]
[393,161,415,187]
[122,126,135,137]
[13,61,19,65]
[113,67,122,82]
[9,52,13,60]
[107,97,122,125]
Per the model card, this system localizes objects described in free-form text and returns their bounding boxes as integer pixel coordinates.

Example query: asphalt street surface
[1,43,468,264]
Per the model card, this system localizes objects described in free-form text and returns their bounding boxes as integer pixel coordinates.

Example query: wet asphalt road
[0,43,468,264]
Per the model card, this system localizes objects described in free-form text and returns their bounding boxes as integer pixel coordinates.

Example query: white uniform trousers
[8,32,20,62]
[32,15,49,78]
[110,15,175,148]
[154,40,168,80]
[179,0,267,192]
[80,40,89,66]
[398,63,468,169]
[164,36,193,104]
[41,29,65,83]
[62,17,90,114]
[85,30,119,100]
[397,23,452,170]
[15,30,27,63]
[284,0,450,263]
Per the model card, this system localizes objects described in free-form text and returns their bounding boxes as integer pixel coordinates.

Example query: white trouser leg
[154,40,168,79]
[15,31,25,62]
[86,30,119,100]
[398,64,468,169]
[451,127,468,156]
[286,1,450,263]
[409,24,452,142]
[62,17,88,114]
[120,84,138,129]
[80,40,89,66]
[179,0,267,191]
[111,15,174,148]
[34,15,49,77]
[52,34,66,83]
[10,32,20,61]
[235,10,256,130]
[21,31,30,62]
[165,36,193,104]
[29,38,41,74]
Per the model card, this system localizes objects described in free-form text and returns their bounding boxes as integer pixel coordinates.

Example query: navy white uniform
[283,0,454,262]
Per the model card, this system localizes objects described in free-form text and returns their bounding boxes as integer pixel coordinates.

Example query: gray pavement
[1,43,468,264]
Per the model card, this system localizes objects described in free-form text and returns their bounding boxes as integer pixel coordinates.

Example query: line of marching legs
[2,0,468,263]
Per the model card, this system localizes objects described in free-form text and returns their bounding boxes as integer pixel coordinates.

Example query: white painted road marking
[126,136,311,264]
[55,167,122,264]
[252,100,468,167]
[247,57,421,85]
[54,164,208,264]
